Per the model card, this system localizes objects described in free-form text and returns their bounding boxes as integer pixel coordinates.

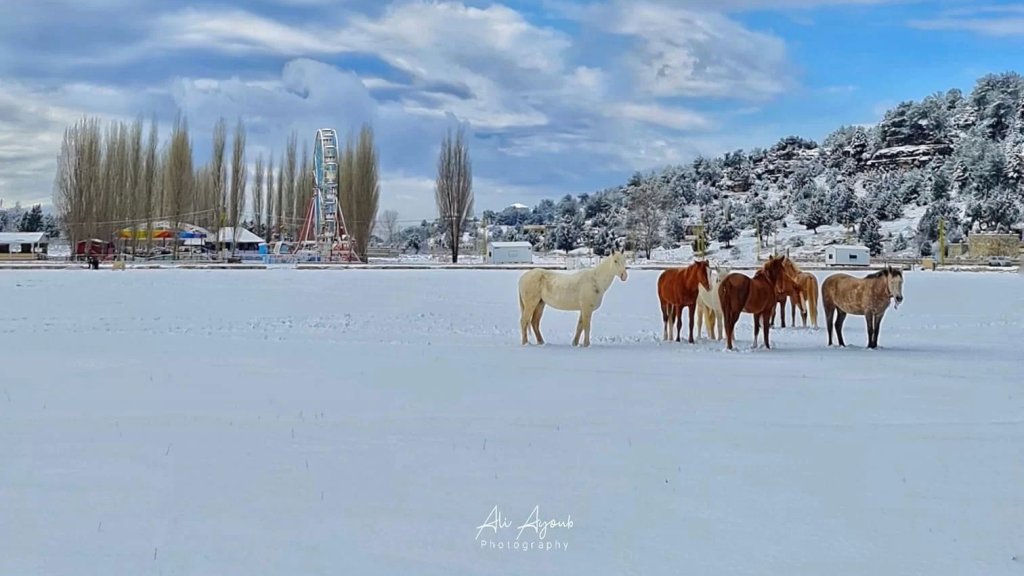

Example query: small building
[0,232,49,259]
[212,227,266,252]
[74,238,116,260]
[487,241,533,264]
[968,233,1020,258]
[825,245,870,267]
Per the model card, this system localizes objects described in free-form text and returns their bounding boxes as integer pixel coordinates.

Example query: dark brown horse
[657,260,711,343]
[822,266,904,348]
[717,255,799,350]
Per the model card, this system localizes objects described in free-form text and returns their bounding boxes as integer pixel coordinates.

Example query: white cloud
[910,8,1024,37]
[0,1,806,212]
[596,1,791,100]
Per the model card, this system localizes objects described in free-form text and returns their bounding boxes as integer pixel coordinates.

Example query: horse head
[607,249,628,282]
[763,255,796,295]
[885,265,904,308]
[694,259,712,291]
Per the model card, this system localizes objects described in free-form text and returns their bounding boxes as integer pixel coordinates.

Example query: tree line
[50,111,479,262]
[465,71,1024,259]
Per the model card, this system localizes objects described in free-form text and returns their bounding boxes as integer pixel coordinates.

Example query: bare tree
[229,119,247,255]
[284,131,298,240]
[276,153,285,239]
[54,118,102,252]
[380,209,400,246]
[166,113,194,259]
[297,142,312,239]
[339,124,380,261]
[252,154,265,239]
[626,179,666,260]
[211,118,227,252]
[265,155,276,240]
[142,117,159,256]
[435,126,474,263]
[124,118,144,257]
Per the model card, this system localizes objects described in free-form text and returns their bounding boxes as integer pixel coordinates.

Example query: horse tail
[807,275,820,326]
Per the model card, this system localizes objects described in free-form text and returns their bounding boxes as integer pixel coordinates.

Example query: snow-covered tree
[625,179,666,259]
[18,204,44,232]
[797,185,831,233]
[858,213,884,256]
[892,232,909,252]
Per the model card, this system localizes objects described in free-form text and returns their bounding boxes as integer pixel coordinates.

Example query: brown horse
[657,260,711,343]
[717,255,799,350]
[771,259,820,328]
[822,266,904,349]
[769,281,804,328]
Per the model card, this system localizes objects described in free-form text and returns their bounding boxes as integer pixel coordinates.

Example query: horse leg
[835,310,847,347]
[724,312,735,350]
[696,302,705,339]
[581,308,595,348]
[810,292,819,328]
[530,302,546,345]
[762,311,772,349]
[572,313,584,347]
[872,312,884,348]
[824,302,835,346]
[687,304,696,344]
[661,302,671,341]
[715,310,724,341]
[520,298,535,346]
[752,313,761,349]
[779,299,787,328]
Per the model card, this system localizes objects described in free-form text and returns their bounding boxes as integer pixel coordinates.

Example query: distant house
[488,241,533,264]
[0,232,49,259]
[825,245,870,267]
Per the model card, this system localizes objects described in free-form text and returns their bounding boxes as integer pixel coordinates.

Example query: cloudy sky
[2,0,1023,221]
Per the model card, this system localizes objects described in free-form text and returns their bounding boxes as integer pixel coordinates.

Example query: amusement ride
[296,128,359,262]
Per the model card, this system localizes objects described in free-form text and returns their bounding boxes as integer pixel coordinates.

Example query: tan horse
[518,250,629,347]
[780,259,820,328]
[822,266,904,349]
[718,255,800,350]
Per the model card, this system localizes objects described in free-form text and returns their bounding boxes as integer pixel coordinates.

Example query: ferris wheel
[299,128,358,261]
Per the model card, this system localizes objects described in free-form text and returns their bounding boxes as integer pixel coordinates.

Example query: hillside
[459,72,1024,265]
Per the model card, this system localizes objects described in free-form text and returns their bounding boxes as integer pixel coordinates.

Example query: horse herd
[517,250,905,350]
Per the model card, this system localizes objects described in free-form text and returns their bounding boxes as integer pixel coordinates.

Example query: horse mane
[866,266,902,279]
[753,256,780,280]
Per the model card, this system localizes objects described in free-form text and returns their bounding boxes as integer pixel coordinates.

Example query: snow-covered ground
[1,269,1022,575]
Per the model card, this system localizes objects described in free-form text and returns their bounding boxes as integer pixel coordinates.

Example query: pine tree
[797,187,831,233]
[893,232,908,252]
[930,168,952,203]
[858,213,883,256]
[18,204,44,232]
[717,218,737,248]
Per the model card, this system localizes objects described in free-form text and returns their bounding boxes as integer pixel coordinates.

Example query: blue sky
[2,0,1024,221]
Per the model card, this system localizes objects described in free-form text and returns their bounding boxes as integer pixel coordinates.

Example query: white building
[487,241,533,264]
[825,245,870,267]
[0,232,49,258]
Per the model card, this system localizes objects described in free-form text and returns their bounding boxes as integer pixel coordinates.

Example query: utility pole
[482,214,488,262]
[938,218,946,266]
[756,221,761,262]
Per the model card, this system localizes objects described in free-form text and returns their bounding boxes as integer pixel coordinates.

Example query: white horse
[696,265,727,340]
[518,250,629,347]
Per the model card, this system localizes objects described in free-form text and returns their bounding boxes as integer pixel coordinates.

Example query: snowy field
[1,268,1022,575]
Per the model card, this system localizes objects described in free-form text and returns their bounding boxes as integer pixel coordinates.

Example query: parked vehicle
[987,256,1014,267]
